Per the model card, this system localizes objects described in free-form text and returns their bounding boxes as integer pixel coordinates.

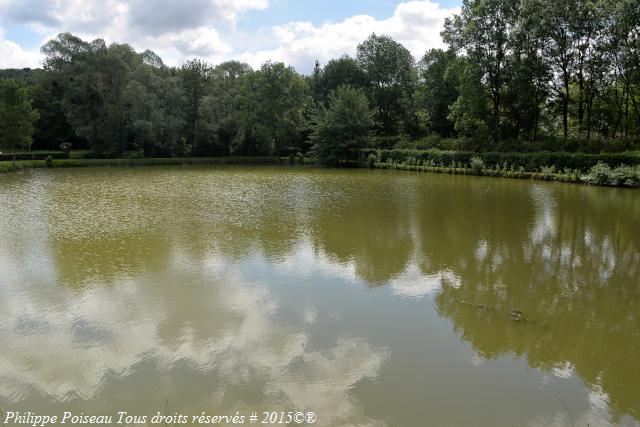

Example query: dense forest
[0,0,639,164]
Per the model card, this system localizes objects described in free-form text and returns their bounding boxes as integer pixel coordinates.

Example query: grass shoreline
[0,156,282,173]
[365,156,640,188]
[370,161,584,184]
[1,155,638,188]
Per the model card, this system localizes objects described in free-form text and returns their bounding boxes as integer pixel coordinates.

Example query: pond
[0,166,639,426]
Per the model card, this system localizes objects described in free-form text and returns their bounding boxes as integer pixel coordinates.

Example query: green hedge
[361,149,640,172]
[0,156,282,172]
[62,156,280,167]
[0,151,67,161]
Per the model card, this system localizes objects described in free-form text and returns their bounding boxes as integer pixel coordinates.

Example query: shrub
[59,142,72,158]
[611,165,640,187]
[582,162,613,185]
[582,162,640,187]
[366,153,379,168]
[540,165,556,180]
[470,156,485,175]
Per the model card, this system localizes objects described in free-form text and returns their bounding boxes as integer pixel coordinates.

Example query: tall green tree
[609,0,640,141]
[310,85,374,165]
[42,34,142,156]
[180,59,211,155]
[126,63,185,156]
[30,72,78,151]
[0,68,80,151]
[312,56,368,104]
[234,62,309,155]
[447,60,492,148]
[416,49,461,137]
[443,0,518,144]
[535,0,579,141]
[195,61,253,155]
[503,0,551,142]
[0,79,39,166]
[356,34,416,135]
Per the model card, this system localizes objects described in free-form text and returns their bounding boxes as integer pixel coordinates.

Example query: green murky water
[0,166,638,426]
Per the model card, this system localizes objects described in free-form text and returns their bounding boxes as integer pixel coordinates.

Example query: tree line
[0,0,638,164]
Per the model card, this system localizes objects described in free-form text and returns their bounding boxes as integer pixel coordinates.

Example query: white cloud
[0,0,268,32]
[0,28,41,68]
[0,0,267,67]
[234,1,460,70]
[0,1,459,72]
[138,26,233,65]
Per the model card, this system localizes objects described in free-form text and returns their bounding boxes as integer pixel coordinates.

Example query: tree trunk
[629,91,640,125]
[532,84,542,142]
[494,44,503,146]
[493,94,500,145]
[563,96,569,142]
[563,69,570,142]
[577,67,584,130]
[624,89,630,141]
[618,68,640,125]
[586,91,594,142]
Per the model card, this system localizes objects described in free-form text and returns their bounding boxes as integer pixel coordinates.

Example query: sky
[0,0,461,73]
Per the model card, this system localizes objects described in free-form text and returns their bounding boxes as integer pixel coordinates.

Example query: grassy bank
[0,156,281,173]
[366,158,640,187]
[0,150,91,161]
[371,160,583,182]
[360,149,640,188]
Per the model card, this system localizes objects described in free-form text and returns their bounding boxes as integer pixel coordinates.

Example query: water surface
[1,166,639,426]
